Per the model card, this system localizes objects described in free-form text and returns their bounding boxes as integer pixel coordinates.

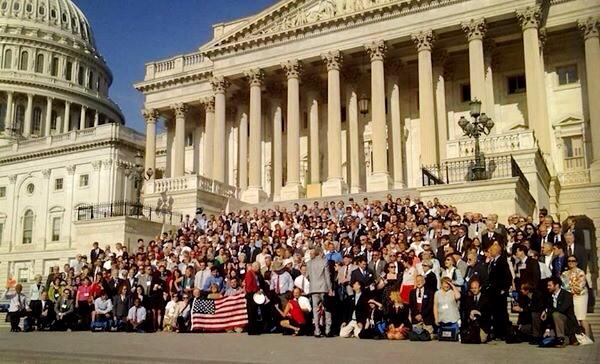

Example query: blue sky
[75,0,275,132]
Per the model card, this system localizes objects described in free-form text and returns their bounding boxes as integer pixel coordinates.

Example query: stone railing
[0,123,145,156]
[446,129,536,159]
[558,169,591,186]
[144,51,212,80]
[149,175,238,199]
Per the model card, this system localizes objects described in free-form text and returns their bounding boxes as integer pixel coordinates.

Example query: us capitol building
[0,0,599,284]
[0,0,146,285]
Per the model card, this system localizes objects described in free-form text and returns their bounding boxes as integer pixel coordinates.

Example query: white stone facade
[137,0,600,267]
[0,0,143,285]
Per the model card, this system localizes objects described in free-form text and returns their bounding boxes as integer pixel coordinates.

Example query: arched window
[35,53,44,73]
[50,56,59,77]
[15,104,25,134]
[22,210,33,244]
[32,107,42,135]
[3,49,12,69]
[19,51,28,71]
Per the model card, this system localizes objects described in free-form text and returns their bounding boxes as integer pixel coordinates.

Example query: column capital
[8,174,17,184]
[211,76,230,94]
[461,18,487,41]
[171,103,188,119]
[578,16,599,40]
[244,68,265,87]
[321,50,343,71]
[202,97,215,113]
[411,30,436,52]
[92,161,102,171]
[364,40,387,62]
[67,165,77,175]
[42,169,51,178]
[516,5,542,31]
[281,60,302,79]
[142,109,159,124]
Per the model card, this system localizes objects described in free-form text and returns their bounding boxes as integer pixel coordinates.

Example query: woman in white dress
[561,255,593,340]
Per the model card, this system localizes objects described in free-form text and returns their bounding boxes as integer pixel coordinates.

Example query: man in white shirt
[294,264,311,295]
[92,292,113,328]
[126,298,147,333]
[8,284,31,332]
[194,261,210,291]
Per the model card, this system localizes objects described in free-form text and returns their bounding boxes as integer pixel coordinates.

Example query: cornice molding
[135,70,213,93]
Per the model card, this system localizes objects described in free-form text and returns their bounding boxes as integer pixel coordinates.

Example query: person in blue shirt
[202,266,224,293]
[325,242,342,263]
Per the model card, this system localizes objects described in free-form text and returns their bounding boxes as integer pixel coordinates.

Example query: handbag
[575,333,594,346]
[438,322,460,342]
[375,321,387,335]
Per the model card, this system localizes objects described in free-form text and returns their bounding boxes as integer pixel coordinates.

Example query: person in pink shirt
[76,276,93,329]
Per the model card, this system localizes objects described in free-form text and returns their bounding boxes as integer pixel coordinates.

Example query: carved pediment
[552,114,583,128]
[204,0,433,54]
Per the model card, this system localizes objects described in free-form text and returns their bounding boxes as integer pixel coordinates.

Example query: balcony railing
[74,201,182,225]
[421,155,529,189]
[144,51,212,80]
[446,129,536,158]
[148,175,238,199]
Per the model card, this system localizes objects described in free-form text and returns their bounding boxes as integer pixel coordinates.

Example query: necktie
[569,246,573,256]
[134,307,138,323]
[475,295,479,305]
[275,275,280,294]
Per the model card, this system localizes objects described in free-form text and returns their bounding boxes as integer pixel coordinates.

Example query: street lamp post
[458,99,495,181]
[124,151,153,216]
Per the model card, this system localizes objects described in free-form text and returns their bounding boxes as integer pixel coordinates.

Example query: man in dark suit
[454,226,472,255]
[564,232,588,272]
[548,223,565,246]
[481,221,505,250]
[409,275,435,326]
[339,281,369,338]
[543,277,579,345]
[421,261,438,292]
[90,242,104,264]
[112,285,130,330]
[486,243,512,340]
[462,278,492,335]
[350,257,374,289]
[241,240,261,263]
[513,245,541,291]
[28,291,54,331]
[464,251,488,288]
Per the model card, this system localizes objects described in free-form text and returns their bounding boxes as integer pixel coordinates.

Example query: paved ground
[0,331,598,364]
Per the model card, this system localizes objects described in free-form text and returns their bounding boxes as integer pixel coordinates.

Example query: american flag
[191,293,248,331]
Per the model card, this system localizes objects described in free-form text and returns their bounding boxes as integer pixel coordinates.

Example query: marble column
[23,93,33,137]
[172,103,188,177]
[44,97,53,136]
[412,30,438,166]
[386,61,405,188]
[238,103,249,192]
[432,50,449,162]
[79,105,87,130]
[202,98,215,179]
[305,76,322,197]
[365,40,391,191]
[516,6,550,155]
[211,76,229,183]
[4,91,13,134]
[579,17,600,181]
[242,69,267,203]
[321,50,347,196]
[344,70,362,193]
[281,60,305,200]
[269,84,284,201]
[462,18,487,109]
[63,100,71,133]
[143,109,158,181]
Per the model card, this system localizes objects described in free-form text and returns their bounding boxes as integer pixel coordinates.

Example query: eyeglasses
[567,259,577,263]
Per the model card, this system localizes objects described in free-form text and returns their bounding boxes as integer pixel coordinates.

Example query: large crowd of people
[6,195,595,347]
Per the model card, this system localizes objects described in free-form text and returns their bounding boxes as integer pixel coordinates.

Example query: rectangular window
[461,84,471,102]
[557,65,578,86]
[79,174,89,187]
[51,217,61,242]
[17,268,28,283]
[54,178,63,191]
[508,75,526,94]
[0,186,5,198]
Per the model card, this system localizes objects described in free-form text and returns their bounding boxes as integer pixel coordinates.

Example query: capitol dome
[0,0,124,145]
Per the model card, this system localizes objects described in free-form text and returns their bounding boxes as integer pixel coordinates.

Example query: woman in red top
[89,273,105,299]
[277,287,306,336]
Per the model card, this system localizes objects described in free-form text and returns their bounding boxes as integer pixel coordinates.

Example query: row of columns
[2,91,104,137]
[142,10,600,198]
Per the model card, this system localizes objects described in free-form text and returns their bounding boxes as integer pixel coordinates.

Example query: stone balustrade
[559,169,591,186]
[446,129,536,159]
[145,51,212,79]
[149,174,238,198]
[0,123,145,157]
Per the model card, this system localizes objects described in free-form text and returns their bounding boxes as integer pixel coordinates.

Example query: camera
[195,207,204,215]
